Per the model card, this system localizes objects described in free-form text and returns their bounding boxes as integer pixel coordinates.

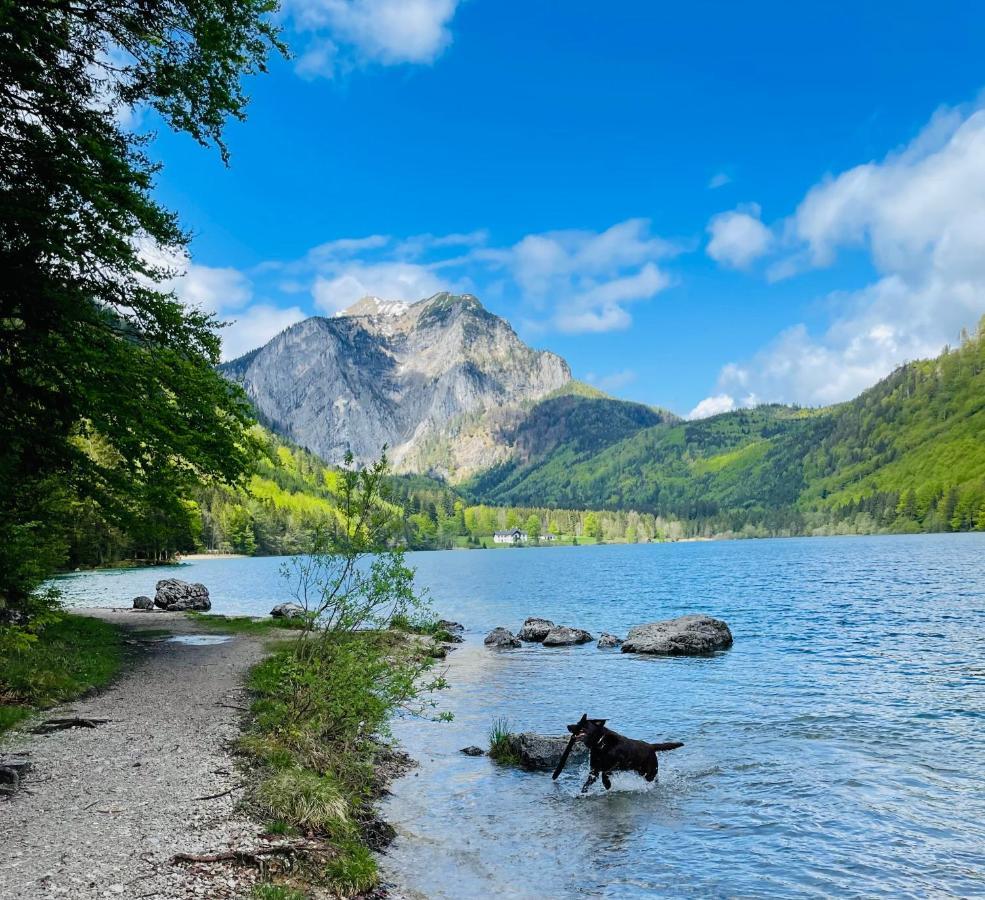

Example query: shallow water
[55,535,985,897]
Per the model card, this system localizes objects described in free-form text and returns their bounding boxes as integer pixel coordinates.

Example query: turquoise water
[56,536,985,898]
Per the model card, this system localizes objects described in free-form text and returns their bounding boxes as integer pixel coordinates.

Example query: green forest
[468,322,985,538]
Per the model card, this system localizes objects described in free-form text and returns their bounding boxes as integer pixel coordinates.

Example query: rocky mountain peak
[221,293,572,480]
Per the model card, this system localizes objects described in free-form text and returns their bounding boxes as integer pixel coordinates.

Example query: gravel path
[0,609,276,899]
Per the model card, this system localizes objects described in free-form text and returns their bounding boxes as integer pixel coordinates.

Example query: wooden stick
[552,713,587,780]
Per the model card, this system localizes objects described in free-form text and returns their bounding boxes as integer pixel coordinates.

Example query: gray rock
[132,596,154,610]
[459,746,485,756]
[542,625,593,646]
[484,627,521,648]
[621,614,733,656]
[0,757,32,794]
[436,619,464,642]
[506,732,588,770]
[597,632,623,648]
[517,616,554,642]
[153,579,211,612]
[218,293,571,480]
[270,602,306,619]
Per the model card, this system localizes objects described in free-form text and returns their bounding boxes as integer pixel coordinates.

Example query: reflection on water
[55,535,985,897]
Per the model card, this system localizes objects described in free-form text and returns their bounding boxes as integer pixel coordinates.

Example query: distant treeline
[62,430,680,568]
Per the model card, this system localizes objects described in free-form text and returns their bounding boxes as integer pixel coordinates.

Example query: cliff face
[221,293,572,479]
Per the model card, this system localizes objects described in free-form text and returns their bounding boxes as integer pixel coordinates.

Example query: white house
[543,532,558,541]
[493,528,528,544]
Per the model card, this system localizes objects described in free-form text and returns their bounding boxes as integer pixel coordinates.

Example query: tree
[583,512,601,539]
[525,514,541,544]
[0,1,283,614]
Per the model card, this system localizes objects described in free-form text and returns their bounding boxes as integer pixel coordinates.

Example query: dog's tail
[650,741,684,752]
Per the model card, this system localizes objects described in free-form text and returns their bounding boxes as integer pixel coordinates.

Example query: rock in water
[270,602,306,619]
[597,632,623,648]
[542,625,593,646]
[153,579,211,612]
[517,617,554,642]
[460,746,485,757]
[436,619,465,643]
[132,596,154,610]
[506,733,588,770]
[621,614,733,655]
[484,627,521,648]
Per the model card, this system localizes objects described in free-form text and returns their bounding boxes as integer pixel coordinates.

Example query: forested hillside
[469,322,985,537]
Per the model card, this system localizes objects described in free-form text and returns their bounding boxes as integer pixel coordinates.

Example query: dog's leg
[601,772,612,790]
[581,770,599,793]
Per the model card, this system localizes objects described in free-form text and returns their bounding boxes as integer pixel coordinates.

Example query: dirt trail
[0,609,274,899]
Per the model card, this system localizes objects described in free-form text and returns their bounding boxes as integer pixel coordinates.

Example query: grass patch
[187,612,307,634]
[389,612,457,643]
[241,630,445,897]
[0,614,124,735]
[251,886,308,900]
[487,717,519,764]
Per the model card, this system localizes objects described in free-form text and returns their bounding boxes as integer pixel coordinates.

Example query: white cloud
[707,101,985,406]
[706,203,772,269]
[220,304,306,361]
[491,219,677,333]
[285,0,461,78]
[708,172,731,190]
[312,262,449,313]
[175,264,253,313]
[688,394,736,420]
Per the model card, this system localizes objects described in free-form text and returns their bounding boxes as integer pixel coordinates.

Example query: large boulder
[506,733,588,770]
[484,627,521,649]
[132,596,154,611]
[271,602,306,620]
[621,614,733,656]
[517,617,554,642]
[154,579,211,612]
[597,632,623,649]
[542,625,593,646]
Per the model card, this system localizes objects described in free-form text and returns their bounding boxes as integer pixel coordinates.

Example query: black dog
[567,717,683,792]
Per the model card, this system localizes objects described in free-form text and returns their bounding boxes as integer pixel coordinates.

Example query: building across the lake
[493,529,528,544]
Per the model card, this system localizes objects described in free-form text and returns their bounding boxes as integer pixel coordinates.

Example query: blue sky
[149,0,985,417]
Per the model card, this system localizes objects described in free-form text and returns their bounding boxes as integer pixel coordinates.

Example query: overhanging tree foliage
[0,0,284,612]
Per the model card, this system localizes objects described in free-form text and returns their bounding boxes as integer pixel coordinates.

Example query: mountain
[469,323,985,535]
[221,293,572,480]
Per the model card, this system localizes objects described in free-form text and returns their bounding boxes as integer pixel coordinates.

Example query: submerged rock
[597,632,623,648]
[436,619,465,643]
[153,579,211,612]
[621,614,733,656]
[506,732,588,770]
[270,602,306,619]
[517,617,554,642]
[132,596,154,610]
[542,625,593,646]
[460,746,485,756]
[484,627,521,648]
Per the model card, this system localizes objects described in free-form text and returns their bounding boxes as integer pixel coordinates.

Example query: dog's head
[567,716,607,744]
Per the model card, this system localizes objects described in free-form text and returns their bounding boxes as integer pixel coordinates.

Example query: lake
[55,535,985,898]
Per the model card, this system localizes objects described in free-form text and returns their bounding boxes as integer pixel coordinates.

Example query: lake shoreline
[1,607,428,899]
